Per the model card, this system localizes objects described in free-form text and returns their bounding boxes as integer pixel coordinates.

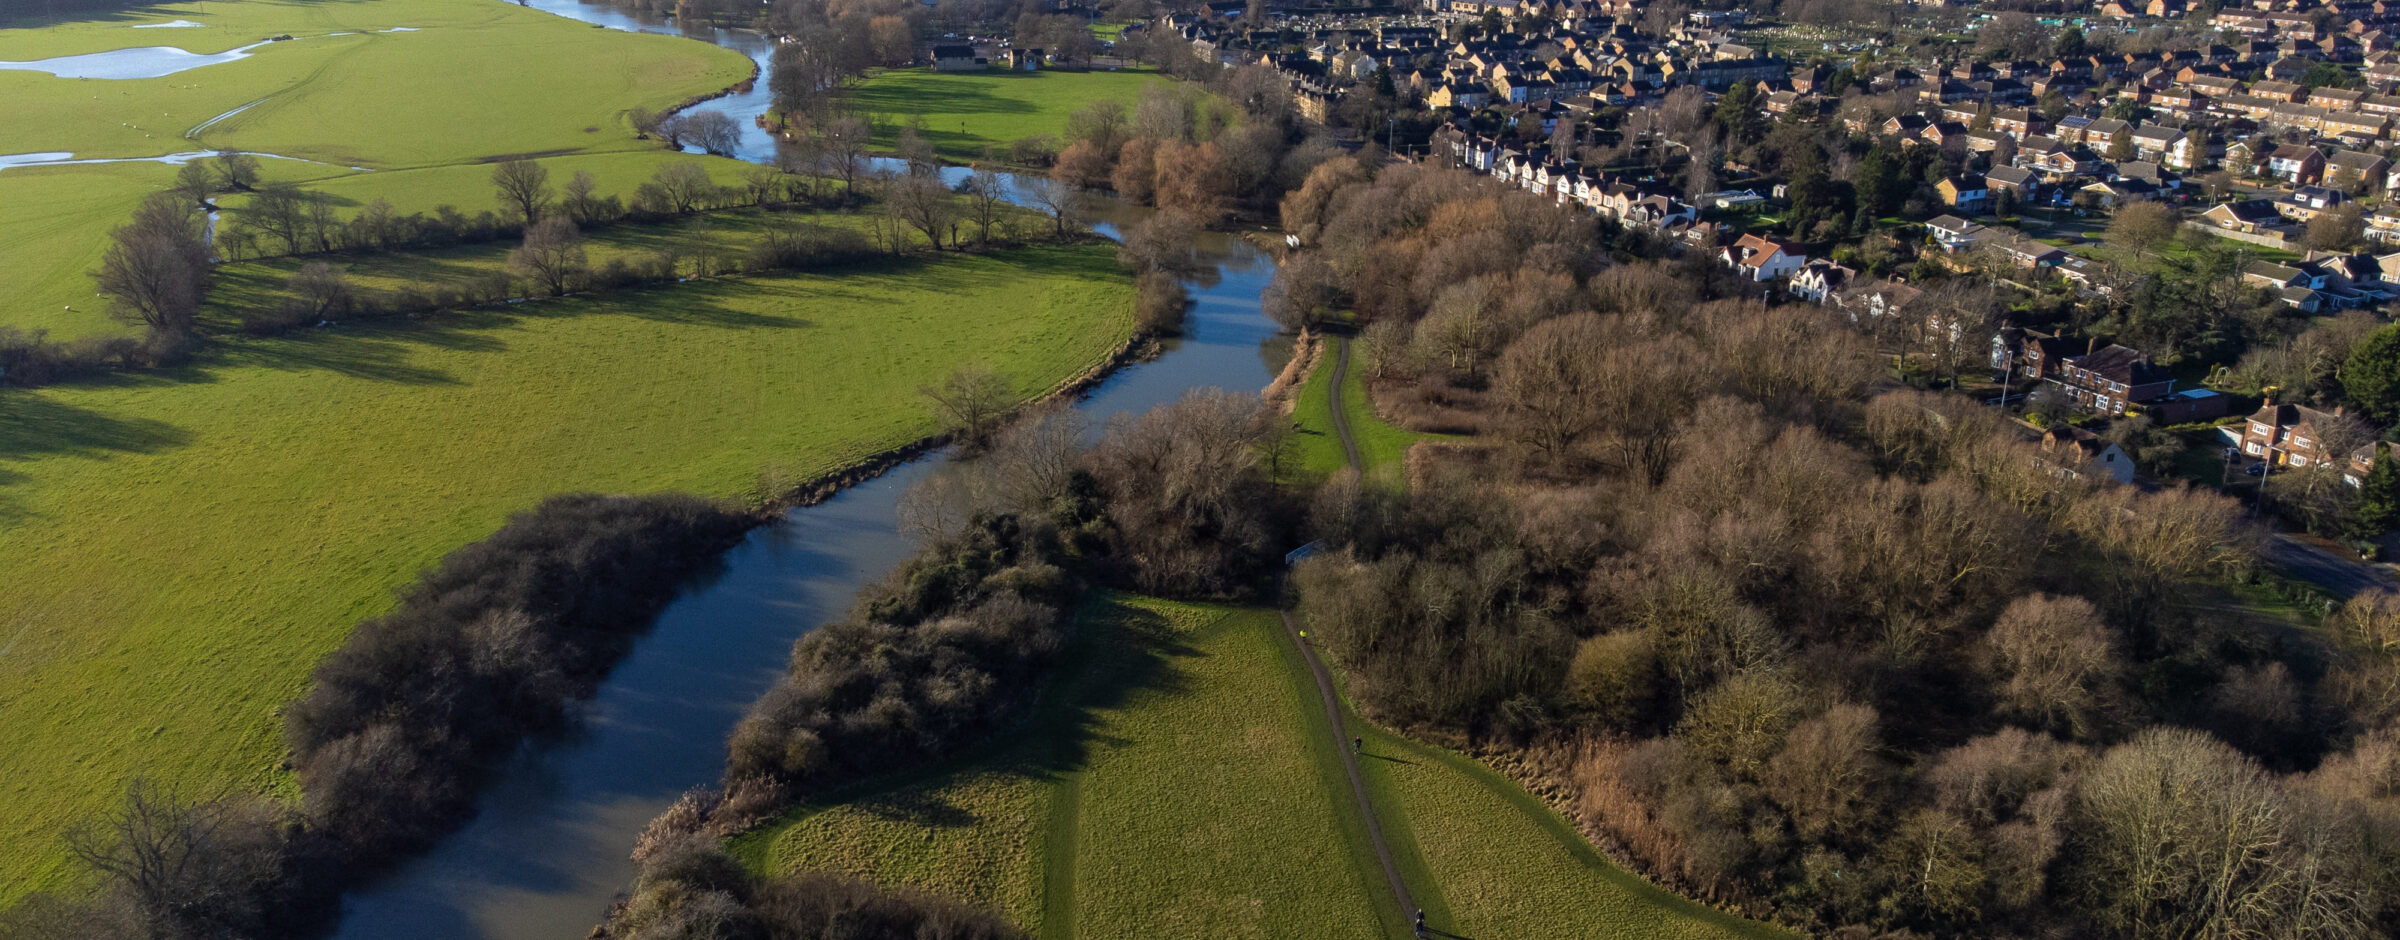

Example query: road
[2268,532,2400,602]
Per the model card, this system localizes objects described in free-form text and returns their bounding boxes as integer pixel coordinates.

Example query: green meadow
[1288,338,1442,488]
[0,0,753,335]
[737,593,1780,939]
[740,596,1391,939]
[851,66,1168,162]
[0,244,1135,902]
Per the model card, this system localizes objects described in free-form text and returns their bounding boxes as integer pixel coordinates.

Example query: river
[327,3,1282,936]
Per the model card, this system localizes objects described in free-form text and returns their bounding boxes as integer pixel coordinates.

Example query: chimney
[2088,336,2102,355]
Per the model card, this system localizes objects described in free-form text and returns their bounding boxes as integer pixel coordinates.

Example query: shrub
[285,493,746,864]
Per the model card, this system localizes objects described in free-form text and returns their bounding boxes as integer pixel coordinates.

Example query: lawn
[0,0,752,334]
[849,67,1168,163]
[0,244,1135,904]
[737,592,1782,939]
[1288,337,1442,488]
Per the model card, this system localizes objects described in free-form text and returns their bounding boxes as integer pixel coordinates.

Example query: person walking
[1414,908,1427,937]
[1352,736,1362,754]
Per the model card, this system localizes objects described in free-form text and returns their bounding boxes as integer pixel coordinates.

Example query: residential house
[2237,400,2374,473]
[2279,185,2351,222]
[930,44,984,70]
[1937,176,1991,210]
[1722,233,1806,281]
[1835,277,1923,321]
[1926,214,1986,252]
[2050,341,2178,417]
[1986,232,2072,269]
[2266,143,2327,184]
[2041,426,2138,484]
[2130,124,2197,167]
[2080,178,2161,207]
[1789,259,1856,302]
[2330,149,2393,189]
[2203,199,2286,233]
[1987,165,2040,200]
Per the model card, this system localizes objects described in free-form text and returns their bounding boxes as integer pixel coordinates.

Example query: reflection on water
[328,4,1285,936]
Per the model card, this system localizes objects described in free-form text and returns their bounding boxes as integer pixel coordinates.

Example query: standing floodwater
[329,4,1281,936]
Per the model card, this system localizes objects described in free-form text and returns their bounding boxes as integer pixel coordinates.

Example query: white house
[1722,233,1806,282]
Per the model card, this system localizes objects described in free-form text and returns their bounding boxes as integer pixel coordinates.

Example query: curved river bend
[330,3,1282,936]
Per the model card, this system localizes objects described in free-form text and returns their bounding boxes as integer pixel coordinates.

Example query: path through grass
[1288,337,1441,488]
[737,591,1782,938]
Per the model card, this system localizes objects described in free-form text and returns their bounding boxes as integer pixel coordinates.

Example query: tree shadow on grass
[0,388,191,522]
[793,595,1204,831]
[0,387,191,464]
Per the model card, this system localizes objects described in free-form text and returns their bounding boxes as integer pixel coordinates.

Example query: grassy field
[1288,338,1440,488]
[850,67,1168,163]
[0,244,1135,904]
[740,595,1392,939]
[737,592,1781,939]
[1348,711,1791,939]
[0,0,752,335]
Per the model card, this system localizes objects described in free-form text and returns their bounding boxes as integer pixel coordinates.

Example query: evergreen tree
[2353,451,2400,538]
[2343,324,2400,424]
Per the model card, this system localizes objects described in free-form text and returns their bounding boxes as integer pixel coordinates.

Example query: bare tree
[491,158,551,224]
[1494,312,1612,463]
[819,115,871,197]
[64,783,287,940]
[171,160,217,208]
[238,183,309,255]
[962,164,1008,247]
[650,162,715,215]
[660,111,742,157]
[289,262,355,320]
[97,193,210,338]
[921,365,1016,445]
[212,150,259,192]
[2309,202,2367,253]
[1763,703,1884,842]
[1028,172,1083,237]
[561,169,605,225]
[1983,593,2116,738]
[508,216,588,297]
[2105,200,2179,261]
[886,172,959,250]
[1116,208,1199,276]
